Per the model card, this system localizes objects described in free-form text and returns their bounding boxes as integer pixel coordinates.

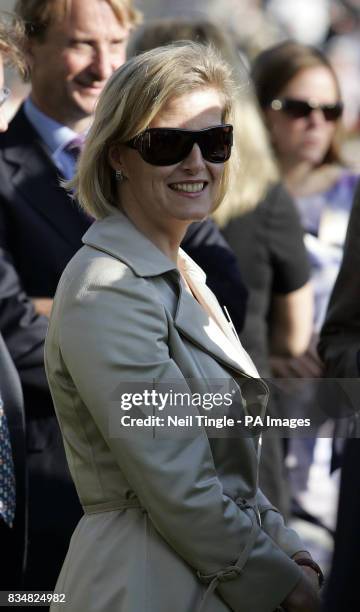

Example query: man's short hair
[0,14,26,75]
[15,0,142,41]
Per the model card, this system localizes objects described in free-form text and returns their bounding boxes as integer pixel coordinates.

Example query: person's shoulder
[59,244,137,295]
[56,243,170,317]
[327,165,358,188]
[338,167,359,191]
[264,181,294,209]
[242,182,292,222]
[48,244,171,351]
[183,217,220,247]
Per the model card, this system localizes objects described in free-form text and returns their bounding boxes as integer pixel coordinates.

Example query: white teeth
[170,182,205,193]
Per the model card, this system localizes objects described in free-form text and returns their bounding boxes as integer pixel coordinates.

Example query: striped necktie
[64,136,94,222]
[0,395,16,527]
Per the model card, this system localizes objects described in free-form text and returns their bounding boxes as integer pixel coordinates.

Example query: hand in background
[32,297,53,318]
[270,334,324,379]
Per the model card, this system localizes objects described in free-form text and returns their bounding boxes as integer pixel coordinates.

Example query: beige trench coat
[45,211,303,612]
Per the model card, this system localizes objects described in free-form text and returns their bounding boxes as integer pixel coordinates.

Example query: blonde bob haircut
[69,41,242,220]
[129,18,279,226]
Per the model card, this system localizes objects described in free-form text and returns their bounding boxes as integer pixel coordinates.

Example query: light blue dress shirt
[24,97,85,180]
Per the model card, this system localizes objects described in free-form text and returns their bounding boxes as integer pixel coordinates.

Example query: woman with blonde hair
[129,19,251,337]
[45,42,321,611]
[130,18,313,519]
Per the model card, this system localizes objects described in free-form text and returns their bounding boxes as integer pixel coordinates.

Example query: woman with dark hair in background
[252,41,359,526]
[252,41,358,334]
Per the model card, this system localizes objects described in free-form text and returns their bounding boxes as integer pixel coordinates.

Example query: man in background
[0,0,140,315]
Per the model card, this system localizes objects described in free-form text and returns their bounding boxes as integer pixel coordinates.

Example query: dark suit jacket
[322,439,360,612]
[0,247,49,588]
[0,245,79,596]
[0,108,87,590]
[183,219,248,334]
[0,106,91,298]
[0,105,248,590]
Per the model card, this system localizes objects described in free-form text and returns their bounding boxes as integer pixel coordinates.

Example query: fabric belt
[82,499,142,514]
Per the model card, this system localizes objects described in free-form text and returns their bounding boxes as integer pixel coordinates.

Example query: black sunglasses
[125,124,233,166]
[269,98,343,121]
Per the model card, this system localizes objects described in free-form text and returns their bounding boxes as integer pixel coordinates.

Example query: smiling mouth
[169,182,207,193]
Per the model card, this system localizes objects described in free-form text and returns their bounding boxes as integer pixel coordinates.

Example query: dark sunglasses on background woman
[268,98,343,121]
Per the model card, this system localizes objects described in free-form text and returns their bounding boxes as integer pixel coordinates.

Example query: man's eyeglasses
[125,124,233,166]
[0,87,11,108]
[269,97,343,122]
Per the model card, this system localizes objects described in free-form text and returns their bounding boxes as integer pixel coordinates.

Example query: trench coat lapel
[82,212,260,379]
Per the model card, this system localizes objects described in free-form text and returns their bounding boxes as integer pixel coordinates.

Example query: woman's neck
[281,160,342,198]
[282,161,312,195]
[120,202,188,264]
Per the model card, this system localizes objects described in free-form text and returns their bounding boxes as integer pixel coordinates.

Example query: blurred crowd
[134,0,360,137]
[1,0,360,610]
[4,0,360,138]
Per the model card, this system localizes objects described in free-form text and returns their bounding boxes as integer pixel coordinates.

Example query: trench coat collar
[82,211,260,379]
[82,210,177,277]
